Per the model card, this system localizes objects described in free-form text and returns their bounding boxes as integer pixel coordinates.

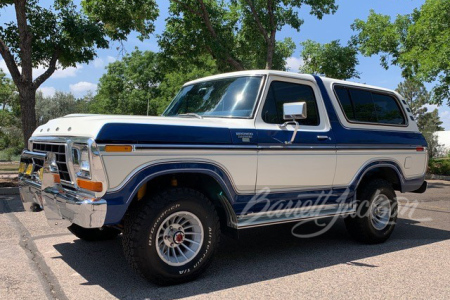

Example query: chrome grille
[32,142,71,182]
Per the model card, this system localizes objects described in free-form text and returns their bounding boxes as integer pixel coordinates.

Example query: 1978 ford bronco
[18,70,428,285]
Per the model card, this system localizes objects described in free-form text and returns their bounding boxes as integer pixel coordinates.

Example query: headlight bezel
[72,143,91,179]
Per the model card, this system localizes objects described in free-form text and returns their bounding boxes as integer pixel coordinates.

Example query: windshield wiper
[178,113,203,119]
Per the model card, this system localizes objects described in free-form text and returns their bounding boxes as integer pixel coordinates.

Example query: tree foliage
[0,0,159,145]
[91,49,218,116]
[90,50,163,115]
[352,0,450,105]
[299,39,359,79]
[159,0,337,72]
[35,90,88,126]
[0,69,17,110]
[153,56,218,114]
[396,78,443,132]
[396,78,444,158]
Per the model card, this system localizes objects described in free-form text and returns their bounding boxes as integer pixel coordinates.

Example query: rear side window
[334,86,406,125]
[262,81,320,126]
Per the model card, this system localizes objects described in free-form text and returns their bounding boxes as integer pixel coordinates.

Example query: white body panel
[334,150,427,187]
[102,150,257,193]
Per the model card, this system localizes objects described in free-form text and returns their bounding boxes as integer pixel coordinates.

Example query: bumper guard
[18,150,107,228]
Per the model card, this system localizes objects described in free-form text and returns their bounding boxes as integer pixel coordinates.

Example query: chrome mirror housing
[280,102,307,145]
[283,102,307,120]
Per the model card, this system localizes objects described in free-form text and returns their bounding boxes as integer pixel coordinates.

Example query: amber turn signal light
[104,145,132,152]
[77,179,103,192]
[53,174,61,183]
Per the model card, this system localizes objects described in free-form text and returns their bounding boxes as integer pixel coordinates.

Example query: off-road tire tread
[122,188,220,285]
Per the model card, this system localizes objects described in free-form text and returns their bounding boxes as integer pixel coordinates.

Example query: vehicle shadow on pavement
[0,194,25,214]
[426,182,449,189]
[52,217,450,299]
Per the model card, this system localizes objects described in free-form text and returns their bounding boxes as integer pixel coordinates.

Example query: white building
[436,131,450,155]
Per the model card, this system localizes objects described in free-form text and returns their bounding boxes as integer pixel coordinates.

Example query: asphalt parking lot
[1,181,449,300]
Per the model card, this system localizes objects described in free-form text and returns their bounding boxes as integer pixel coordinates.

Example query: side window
[262,81,320,126]
[349,89,377,123]
[372,93,406,124]
[334,86,406,125]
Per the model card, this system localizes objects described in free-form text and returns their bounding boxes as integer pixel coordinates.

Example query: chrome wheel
[369,194,391,230]
[156,211,204,266]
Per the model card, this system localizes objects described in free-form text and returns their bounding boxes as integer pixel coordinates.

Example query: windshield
[163,76,263,118]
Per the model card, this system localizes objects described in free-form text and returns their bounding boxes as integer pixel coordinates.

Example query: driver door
[255,76,336,192]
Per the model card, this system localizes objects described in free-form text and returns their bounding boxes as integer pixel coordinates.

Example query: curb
[426,174,450,181]
[0,187,19,195]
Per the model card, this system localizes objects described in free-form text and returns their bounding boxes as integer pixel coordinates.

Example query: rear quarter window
[334,85,406,126]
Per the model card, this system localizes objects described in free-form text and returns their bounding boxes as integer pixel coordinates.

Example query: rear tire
[68,224,121,241]
[122,188,220,285]
[345,179,398,244]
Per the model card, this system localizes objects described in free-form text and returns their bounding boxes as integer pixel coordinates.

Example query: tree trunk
[265,38,275,70]
[18,86,37,147]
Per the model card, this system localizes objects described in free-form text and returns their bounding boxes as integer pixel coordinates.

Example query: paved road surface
[1,181,449,299]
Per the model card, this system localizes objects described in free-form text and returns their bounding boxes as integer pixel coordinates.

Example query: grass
[0,150,20,162]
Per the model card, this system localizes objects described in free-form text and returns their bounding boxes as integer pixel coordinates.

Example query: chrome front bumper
[19,150,107,228]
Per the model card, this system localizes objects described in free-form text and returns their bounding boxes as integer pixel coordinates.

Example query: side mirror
[280,102,307,145]
[283,102,307,120]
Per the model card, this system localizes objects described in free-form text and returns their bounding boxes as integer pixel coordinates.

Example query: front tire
[122,188,220,285]
[345,179,398,244]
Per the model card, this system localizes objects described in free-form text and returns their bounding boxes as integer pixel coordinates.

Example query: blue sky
[1,0,449,129]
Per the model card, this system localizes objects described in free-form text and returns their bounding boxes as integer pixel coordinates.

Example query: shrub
[428,158,450,176]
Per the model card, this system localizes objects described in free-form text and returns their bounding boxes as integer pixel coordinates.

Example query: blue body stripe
[96,124,426,147]
[97,123,233,144]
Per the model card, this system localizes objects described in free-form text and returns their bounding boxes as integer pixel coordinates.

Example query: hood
[32,114,257,145]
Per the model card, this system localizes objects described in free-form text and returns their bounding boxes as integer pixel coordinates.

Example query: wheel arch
[115,163,239,231]
[354,161,405,193]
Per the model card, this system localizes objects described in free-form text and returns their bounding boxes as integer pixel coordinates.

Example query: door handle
[317,135,329,140]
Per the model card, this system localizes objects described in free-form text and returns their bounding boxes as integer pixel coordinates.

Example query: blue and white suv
[19,70,428,284]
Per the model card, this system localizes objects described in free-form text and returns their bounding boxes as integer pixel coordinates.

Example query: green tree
[159,0,337,72]
[90,50,163,116]
[0,0,158,145]
[396,78,444,158]
[299,39,359,79]
[352,0,450,105]
[35,90,86,126]
[421,109,444,158]
[0,69,17,110]
[396,78,443,132]
[154,55,218,114]
[91,50,218,116]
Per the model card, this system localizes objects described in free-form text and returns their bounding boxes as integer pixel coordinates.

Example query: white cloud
[38,86,56,97]
[423,104,439,111]
[439,109,450,131]
[47,65,82,79]
[285,57,304,73]
[107,56,117,63]
[69,81,97,97]
[93,58,104,68]
[0,59,81,79]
